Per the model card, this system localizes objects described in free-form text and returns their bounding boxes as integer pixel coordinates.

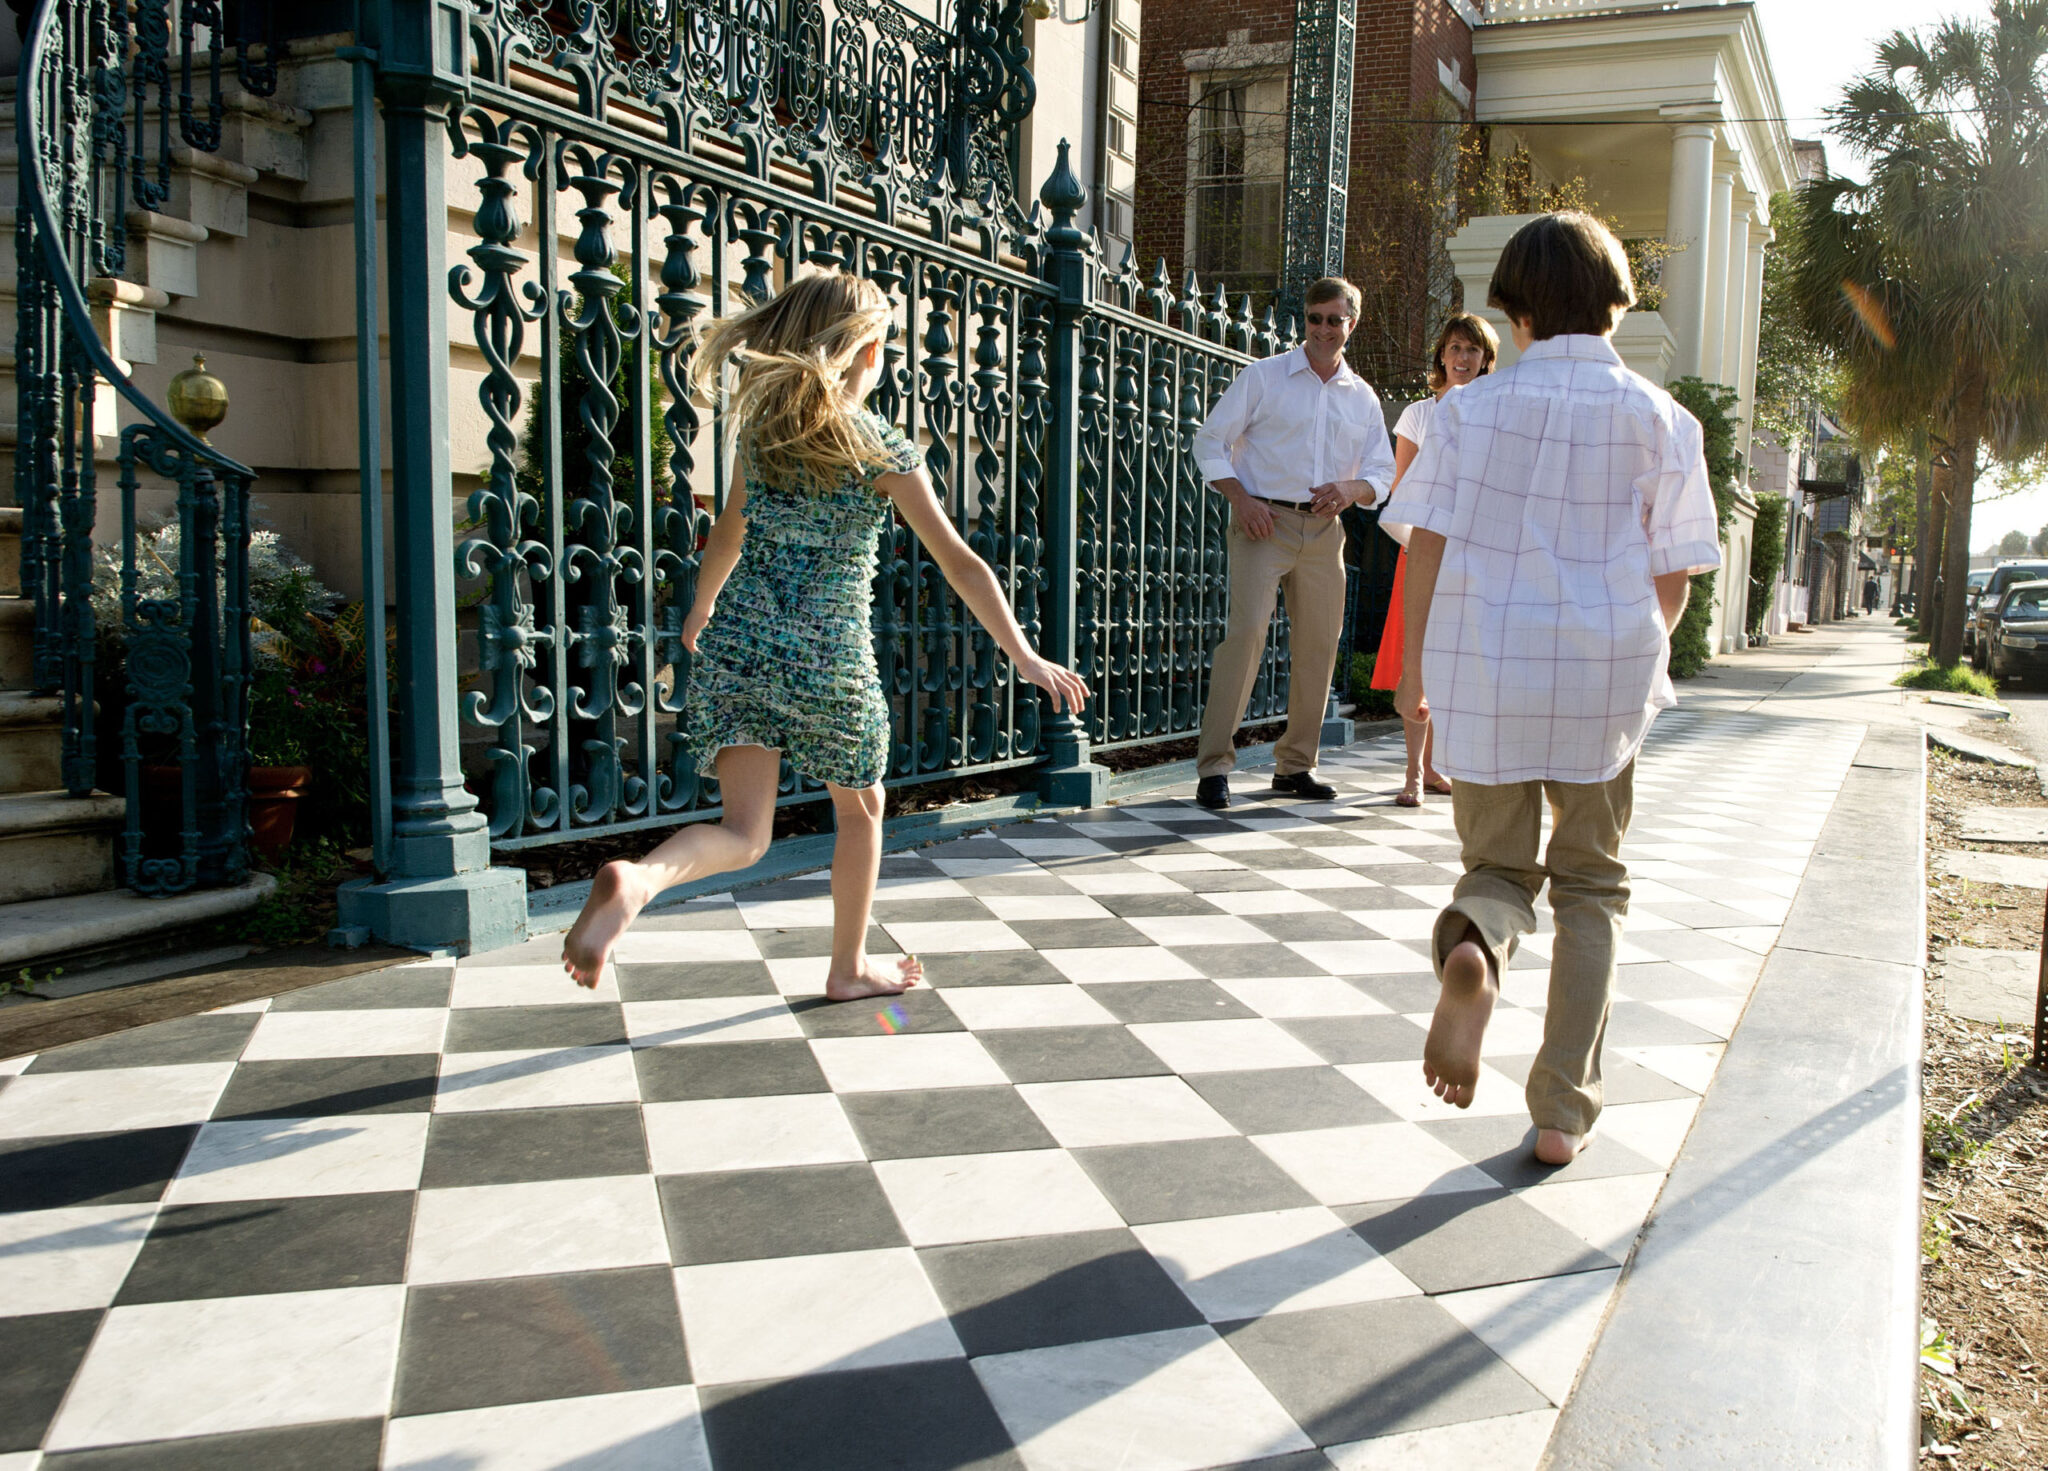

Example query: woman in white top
[1370,312,1500,805]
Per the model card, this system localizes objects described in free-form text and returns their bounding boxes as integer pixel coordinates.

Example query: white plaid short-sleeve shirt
[1377,334,1722,786]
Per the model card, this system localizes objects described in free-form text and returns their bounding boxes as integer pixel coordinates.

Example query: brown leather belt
[1247,495,1315,510]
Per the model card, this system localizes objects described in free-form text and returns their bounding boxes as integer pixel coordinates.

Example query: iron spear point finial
[1039,138,1086,227]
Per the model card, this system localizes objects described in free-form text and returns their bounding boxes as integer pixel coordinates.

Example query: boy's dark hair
[1304,276,1362,317]
[1487,211,1636,339]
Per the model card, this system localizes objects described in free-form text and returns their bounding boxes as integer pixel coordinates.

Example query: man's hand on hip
[1227,487,1274,540]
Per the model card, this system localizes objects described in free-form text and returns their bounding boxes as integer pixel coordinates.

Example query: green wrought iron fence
[15,0,277,894]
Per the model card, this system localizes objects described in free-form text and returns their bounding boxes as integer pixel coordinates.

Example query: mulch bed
[1920,745,2048,1465]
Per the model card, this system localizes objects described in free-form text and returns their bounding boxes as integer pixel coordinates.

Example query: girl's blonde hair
[690,270,898,491]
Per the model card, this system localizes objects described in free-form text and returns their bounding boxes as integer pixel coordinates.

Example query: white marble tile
[1671,956,1764,989]
[1519,1173,1665,1258]
[206,998,272,1015]
[1266,866,1384,891]
[1697,925,1782,956]
[0,1054,35,1076]
[1594,1098,1701,1169]
[385,1386,711,1471]
[408,1175,670,1284]
[882,920,1028,954]
[937,985,1118,1031]
[434,1046,641,1113]
[974,1325,1314,1471]
[1017,1076,1236,1147]
[1124,914,1275,948]
[1340,1059,1528,1122]
[675,1247,961,1384]
[1065,820,1172,838]
[1134,1207,1418,1321]
[451,964,620,1008]
[167,1115,429,1203]
[874,875,973,900]
[1252,1123,1496,1205]
[1325,1408,1558,1471]
[1345,907,1439,941]
[809,1032,1008,1092]
[933,857,1048,879]
[1651,996,1748,1039]
[0,1205,157,1313]
[1392,884,1459,909]
[1199,889,1336,916]
[621,997,802,1046]
[0,1063,235,1140]
[977,893,1117,922]
[1213,975,1391,1019]
[762,953,918,996]
[1613,1042,1723,1094]
[1498,969,1551,1009]
[1053,869,1191,896]
[873,1150,1123,1245]
[1437,1268,1620,1402]
[1133,852,1246,873]
[1287,940,1434,976]
[643,1093,863,1174]
[612,930,764,964]
[240,1008,448,1060]
[1039,947,1201,983]
[45,1285,405,1448]
[0,1452,40,1471]
[735,896,839,929]
[1187,830,1296,852]
[1123,1019,1327,1075]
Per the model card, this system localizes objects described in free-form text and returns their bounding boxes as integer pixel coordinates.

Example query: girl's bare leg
[1399,715,1427,801]
[1422,719,1451,793]
[822,780,921,1001]
[561,745,781,986]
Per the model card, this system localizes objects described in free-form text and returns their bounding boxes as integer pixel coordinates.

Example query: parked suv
[1969,562,2048,668]
[1985,580,2048,682]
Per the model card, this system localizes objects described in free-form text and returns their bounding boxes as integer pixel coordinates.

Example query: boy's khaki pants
[1430,762,1636,1136]
[1196,506,1345,780]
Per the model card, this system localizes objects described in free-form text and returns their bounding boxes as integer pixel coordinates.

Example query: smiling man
[1189,277,1397,810]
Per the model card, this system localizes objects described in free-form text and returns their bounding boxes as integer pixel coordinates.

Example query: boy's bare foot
[1535,1128,1589,1166]
[1422,938,1497,1108]
[562,860,655,988]
[824,953,923,1001]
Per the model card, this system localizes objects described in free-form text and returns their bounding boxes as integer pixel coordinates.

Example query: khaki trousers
[1196,505,1346,779]
[1431,761,1636,1135]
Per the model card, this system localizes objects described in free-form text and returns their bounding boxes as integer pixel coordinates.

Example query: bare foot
[824,953,923,1002]
[561,860,655,989]
[1535,1128,1589,1166]
[1422,939,1497,1108]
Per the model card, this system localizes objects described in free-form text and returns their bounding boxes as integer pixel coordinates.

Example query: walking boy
[1379,212,1722,1165]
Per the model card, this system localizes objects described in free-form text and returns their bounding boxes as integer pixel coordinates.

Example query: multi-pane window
[1107,114,1127,157]
[1190,80,1284,287]
[1110,28,1131,74]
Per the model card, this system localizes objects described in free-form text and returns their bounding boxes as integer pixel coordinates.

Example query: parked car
[1985,580,2048,682]
[1969,562,2048,667]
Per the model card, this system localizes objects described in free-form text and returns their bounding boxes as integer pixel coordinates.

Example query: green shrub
[1666,378,1740,679]
[1345,653,1398,719]
[1746,492,1787,637]
[1893,659,1999,700]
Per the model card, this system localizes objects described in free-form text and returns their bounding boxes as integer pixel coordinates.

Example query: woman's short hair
[1426,312,1501,391]
[1304,277,1362,318]
[1487,211,1636,339]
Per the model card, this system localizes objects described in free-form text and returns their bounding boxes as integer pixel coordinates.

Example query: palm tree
[1789,0,2048,666]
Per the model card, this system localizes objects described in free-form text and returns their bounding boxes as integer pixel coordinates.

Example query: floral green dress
[686,410,922,788]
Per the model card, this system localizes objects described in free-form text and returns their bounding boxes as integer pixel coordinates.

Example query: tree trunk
[1912,432,1931,613]
[1936,378,1987,669]
[1926,456,1950,655]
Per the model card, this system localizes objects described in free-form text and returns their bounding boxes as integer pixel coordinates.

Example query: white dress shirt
[1194,346,1397,506]
[1378,334,1723,785]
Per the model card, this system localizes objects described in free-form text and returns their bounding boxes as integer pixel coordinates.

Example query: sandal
[1423,776,1453,795]
[1395,786,1423,808]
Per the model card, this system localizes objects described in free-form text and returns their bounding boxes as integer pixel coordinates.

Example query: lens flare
[1840,278,1897,350]
[876,1002,910,1034]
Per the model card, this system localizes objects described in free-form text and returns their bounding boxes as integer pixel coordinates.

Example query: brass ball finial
[167,353,228,441]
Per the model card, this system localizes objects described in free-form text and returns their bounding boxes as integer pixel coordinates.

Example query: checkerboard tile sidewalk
[0,711,1861,1471]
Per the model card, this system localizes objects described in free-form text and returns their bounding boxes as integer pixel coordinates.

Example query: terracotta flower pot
[248,765,313,862]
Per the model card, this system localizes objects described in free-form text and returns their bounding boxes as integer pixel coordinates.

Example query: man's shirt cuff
[1198,457,1239,487]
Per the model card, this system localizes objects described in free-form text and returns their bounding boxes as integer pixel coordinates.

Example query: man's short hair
[1304,277,1362,317]
[1487,211,1635,339]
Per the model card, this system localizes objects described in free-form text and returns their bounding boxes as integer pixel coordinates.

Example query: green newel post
[1037,141,1111,810]
[338,0,528,954]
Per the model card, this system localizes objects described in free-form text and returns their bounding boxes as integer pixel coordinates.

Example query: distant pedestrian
[1380,212,1721,1165]
[1189,277,1398,811]
[562,271,1087,991]
[1371,313,1499,806]
[1863,575,1881,614]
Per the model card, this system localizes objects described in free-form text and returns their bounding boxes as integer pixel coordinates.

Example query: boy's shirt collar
[1517,333,1623,367]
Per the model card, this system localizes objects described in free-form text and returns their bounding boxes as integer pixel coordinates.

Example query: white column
[1698,167,1735,383]
[1736,228,1770,473]
[1718,201,1752,390]
[1663,123,1719,381]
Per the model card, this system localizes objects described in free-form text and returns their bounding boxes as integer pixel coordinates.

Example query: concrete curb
[1544,721,1923,1469]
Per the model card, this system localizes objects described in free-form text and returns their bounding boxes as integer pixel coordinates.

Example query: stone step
[0,506,18,597]
[0,871,276,973]
[0,788,122,903]
[0,688,63,794]
[0,594,34,691]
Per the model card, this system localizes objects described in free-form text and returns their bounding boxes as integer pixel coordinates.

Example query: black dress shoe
[1196,776,1231,810]
[1271,771,1338,801]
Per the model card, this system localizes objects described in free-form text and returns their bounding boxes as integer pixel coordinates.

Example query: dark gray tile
[922,837,1022,859]
[616,960,776,1001]
[25,1014,258,1073]
[1637,902,1763,929]
[0,1309,101,1452]
[1359,864,1461,888]
[637,903,749,931]
[658,1163,905,1264]
[1342,1188,1617,1294]
[1073,1137,1315,1224]
[1092,892,1218,919]
[444,1003,627,1053]
[422,1103,649,1187]
[871,898,996,925]
[1186,1067,1398,1134]
[1418,1114,1664,1188]
[1233,848,1339,872]
[980,1026,1171,1084]
[1214,1454,1337,1471]
[791,989,963,1038]
[1602,1001,1726,1048]
[1625,929,1764,967]
[879,855,946,878]
[633,1039,828,1101]
[754,925,898,959]
[212,1056,440,1119]
[700,1360,1022,1471]
[1389,843,1463,862]
[117,1193,414,1304]
[1221,1297,1548,1442]
[1247,912,1377,945]
[1277,1015,1430,1064]
[38,1419,384,1470]
[1486,1052,1699,1105]
[1610,962,1740,1003]
[1081,980,1256,1023]
[269,966,454,1012]
[1308,813,1408,833]
[954,874,1077,898]
[1334,887,1436,912]
[395,1266,689,1415]
[0,1126,197,1211]
[914,951,1071,988]
[1347,973,1443,1013]
[1171,869,1285,893]
[1006,917,1154,950]
[736,879,834,902]
[1168,944,1331,979]
[922,1227,1202,1356]
[841,1085,1055,1159]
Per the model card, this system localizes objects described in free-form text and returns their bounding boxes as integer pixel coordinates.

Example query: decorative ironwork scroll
[1279,0,1356,318]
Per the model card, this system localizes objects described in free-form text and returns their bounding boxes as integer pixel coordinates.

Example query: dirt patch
[1921,748,2048,1466]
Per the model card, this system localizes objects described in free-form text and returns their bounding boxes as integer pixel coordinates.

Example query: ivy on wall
[1666,377,1740,679]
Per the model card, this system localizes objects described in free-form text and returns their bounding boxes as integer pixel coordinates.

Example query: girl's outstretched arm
[878,466,1089,714]
[680,482,749,652]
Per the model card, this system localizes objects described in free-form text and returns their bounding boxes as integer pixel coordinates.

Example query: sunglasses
[1304,311,1352,326]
